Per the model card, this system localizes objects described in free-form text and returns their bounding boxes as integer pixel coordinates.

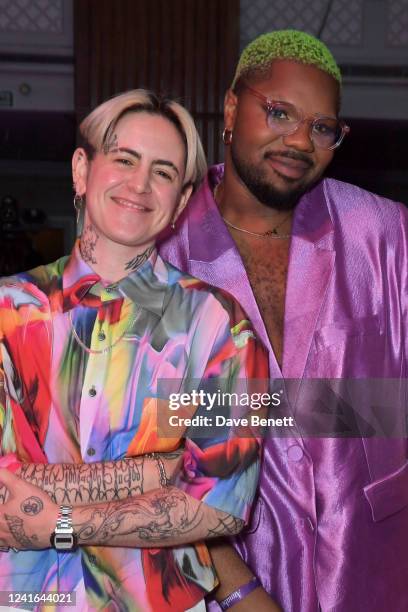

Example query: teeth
[113,198,148,211]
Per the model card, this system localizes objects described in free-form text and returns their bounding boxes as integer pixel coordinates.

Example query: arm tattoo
[73,487,244,547]
[207,515,244,537]
[19,457,149,505]
[80,224,99,264]
[0,484,8,505]
[124,245,155,272]
[74,487,204,544]
[5,514,39,549]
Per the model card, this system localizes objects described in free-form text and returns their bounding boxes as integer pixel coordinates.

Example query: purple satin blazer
[159,165,408,612]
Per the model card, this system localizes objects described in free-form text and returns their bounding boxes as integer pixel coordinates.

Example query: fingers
[0,467,18,485]
[0,453,21,473]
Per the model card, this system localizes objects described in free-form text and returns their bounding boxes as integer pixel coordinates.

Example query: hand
[0,468,58,550]
[0,454,22,508]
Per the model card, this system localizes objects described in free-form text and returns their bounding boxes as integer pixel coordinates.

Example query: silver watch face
[50,532,77,550]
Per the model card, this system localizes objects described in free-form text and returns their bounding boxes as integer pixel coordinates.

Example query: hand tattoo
[20,496,43,516]
[5,514,39,549]
[0,484,8,505]
[80,224,99,264]
[124,245,155,272]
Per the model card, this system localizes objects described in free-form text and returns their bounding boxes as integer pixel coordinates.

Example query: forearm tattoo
[124,245,155,272]
[207,514,244,537]
[73,487,243,547]
[74,487,204,544]
[19,458,149,505]
[80,224,99,264]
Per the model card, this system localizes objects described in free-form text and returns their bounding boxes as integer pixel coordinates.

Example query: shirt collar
[187,164,237,263]
[62,241,168,316]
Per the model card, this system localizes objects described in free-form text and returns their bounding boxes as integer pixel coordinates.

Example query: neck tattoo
[124,245,155,272]
[214,182,292,240]
[80,224,99,264]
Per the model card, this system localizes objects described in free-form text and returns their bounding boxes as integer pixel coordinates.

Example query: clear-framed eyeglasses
[244,84,350,150]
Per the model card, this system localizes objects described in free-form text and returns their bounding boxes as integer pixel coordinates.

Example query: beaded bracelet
[219,576,261,610]
[146,452,170,488]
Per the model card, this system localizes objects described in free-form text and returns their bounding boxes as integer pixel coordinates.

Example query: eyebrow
[112,147,180,176]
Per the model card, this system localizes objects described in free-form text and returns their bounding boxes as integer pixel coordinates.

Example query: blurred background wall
[0,0,407,269]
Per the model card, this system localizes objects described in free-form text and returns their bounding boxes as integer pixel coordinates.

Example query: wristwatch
[50,505,78,551]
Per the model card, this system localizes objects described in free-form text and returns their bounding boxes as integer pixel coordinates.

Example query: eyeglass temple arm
[243,84,272,107]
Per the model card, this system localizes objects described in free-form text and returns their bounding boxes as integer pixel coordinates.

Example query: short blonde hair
[79,89,207,192]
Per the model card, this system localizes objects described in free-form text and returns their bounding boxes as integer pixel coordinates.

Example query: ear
[72,147,90,195]
[224,88,238,131]
[172,183,193,223]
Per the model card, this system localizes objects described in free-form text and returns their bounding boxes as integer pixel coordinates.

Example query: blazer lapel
[283,182,335,379]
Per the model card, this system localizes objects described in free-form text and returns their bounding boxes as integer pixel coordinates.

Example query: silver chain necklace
[69,310,137,355]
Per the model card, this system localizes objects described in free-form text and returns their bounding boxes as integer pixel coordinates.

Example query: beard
[230,144,318,211]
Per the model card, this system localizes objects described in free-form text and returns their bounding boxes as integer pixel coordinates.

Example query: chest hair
[234,234,290,366]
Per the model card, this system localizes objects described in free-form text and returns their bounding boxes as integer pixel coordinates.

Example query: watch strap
[50,505,78,551]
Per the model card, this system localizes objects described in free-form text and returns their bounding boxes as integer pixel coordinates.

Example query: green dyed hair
[232,29,341,89]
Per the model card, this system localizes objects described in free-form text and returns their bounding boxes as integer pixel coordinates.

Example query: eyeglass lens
[266,101,342,149]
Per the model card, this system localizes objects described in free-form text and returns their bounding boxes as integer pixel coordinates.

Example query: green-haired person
[160,29,408,612]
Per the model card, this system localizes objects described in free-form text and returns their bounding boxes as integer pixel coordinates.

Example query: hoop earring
[73,193,83,213]
[170,221,176,230]
[222,128,233,145]
[73,193,85,236]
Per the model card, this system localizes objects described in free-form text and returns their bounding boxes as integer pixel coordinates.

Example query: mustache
[264,150,314,168]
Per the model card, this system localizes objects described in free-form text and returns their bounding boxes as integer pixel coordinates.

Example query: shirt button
[87,447,96,457]
[287,444,304,462]
[98,331,106,341]
[88,386,97,397]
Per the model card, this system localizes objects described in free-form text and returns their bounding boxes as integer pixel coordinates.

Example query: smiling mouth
[111,197,152,211]
[265,154,312,180]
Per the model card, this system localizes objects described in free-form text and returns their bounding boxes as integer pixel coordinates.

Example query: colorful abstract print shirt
[0,246,266,612]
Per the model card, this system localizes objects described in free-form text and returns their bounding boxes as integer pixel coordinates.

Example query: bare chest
[234,236,290,366]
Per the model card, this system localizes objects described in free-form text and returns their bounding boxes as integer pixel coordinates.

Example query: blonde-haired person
[0,90,267,612]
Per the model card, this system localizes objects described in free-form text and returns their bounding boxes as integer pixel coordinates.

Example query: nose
[128,165,152,194]
[282,119,315,153]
